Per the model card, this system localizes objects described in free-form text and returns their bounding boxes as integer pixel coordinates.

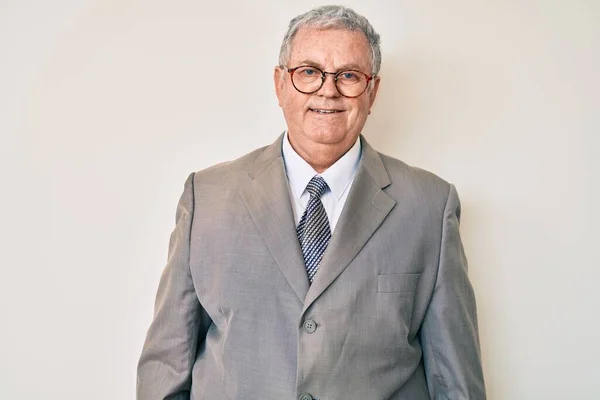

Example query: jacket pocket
[377,273,421,293]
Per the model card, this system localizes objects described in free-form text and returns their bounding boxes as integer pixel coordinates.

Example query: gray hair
[278,5,382,75]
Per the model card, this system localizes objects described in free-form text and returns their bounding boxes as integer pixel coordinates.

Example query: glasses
[284,65,374,98]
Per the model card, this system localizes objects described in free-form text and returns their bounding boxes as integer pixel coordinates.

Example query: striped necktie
[296,176,331,283]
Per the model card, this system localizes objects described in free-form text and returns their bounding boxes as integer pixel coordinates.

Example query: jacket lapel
[238,134,310,302]
[302,137,396,313]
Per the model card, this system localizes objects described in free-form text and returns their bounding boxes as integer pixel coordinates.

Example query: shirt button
[299,393,314,400]
[303,319,317,333]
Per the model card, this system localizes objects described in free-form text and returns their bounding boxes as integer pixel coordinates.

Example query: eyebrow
[295,60,367,72]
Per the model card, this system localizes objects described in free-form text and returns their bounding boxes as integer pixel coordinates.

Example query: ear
[368,76,381,111]
[274,66,285,107]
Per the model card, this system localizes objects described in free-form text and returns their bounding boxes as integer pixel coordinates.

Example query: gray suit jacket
[137,135,486,399]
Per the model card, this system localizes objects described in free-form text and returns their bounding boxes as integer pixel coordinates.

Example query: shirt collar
[281,131,362,200]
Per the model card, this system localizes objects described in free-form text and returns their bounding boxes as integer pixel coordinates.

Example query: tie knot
[306,176,329,198]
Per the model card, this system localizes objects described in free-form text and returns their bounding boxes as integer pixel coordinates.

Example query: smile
[309,108,344,114]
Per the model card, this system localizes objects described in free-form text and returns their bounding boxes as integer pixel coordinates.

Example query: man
[137,5,486,400]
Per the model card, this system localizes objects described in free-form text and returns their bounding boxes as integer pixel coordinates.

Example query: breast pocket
[377,273,421,293]
[374,273,421,362]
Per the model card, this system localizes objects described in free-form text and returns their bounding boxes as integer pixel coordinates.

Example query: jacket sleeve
[137,173,212,400]
[420,184,486,399]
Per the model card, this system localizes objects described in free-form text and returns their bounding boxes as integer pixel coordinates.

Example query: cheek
[349,102,370,124]
[282,92,306,113]
[283,99,307,127]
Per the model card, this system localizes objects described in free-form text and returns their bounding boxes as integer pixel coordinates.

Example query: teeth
[313,109,339,114]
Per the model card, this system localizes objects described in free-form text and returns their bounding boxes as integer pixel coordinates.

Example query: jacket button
[302,319,317,333]
[299,393,314,400]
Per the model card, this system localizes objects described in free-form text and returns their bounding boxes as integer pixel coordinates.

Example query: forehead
[289,27,372,71]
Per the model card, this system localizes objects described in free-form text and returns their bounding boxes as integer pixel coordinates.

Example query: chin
[304,127,354,146]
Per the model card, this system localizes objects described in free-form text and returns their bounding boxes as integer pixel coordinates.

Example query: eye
[300,67,318,76]
[337,71,363,85]
[339,71,360,81]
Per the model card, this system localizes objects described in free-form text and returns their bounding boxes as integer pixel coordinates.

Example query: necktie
[296,176,331,283]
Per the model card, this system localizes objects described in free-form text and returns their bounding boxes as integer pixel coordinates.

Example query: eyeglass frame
[282,65,375,98]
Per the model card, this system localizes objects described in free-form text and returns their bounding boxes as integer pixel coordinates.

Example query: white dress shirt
[281,132,362,233]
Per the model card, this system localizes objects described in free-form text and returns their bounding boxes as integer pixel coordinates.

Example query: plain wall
[1,0,598,398]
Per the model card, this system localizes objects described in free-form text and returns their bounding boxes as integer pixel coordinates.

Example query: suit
[137,134,486,399]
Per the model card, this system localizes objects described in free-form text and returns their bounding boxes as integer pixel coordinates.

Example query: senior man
[137,5,486,400]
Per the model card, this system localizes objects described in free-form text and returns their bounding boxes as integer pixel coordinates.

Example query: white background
[1,0,598,399]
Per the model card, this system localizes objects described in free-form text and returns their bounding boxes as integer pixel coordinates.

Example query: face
[274,27,380,169]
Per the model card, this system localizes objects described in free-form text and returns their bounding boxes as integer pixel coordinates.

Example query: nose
[317,72,340,97]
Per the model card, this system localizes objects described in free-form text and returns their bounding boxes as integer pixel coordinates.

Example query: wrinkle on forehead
[288,28,372,74]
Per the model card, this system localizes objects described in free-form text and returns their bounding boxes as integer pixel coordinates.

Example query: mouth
[309,108,344,114]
